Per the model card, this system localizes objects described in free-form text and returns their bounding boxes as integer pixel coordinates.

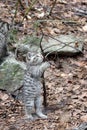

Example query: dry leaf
[82,24,87,32]
[0,92,9,101]
[80,115,87,122]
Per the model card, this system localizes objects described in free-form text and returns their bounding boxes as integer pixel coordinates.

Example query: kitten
[0,19,10,60]
[23,52,50,120]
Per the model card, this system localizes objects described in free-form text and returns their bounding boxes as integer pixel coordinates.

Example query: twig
[43,34,83,57]
[18,0,28,20]
[11,1,19,27]
[18,0,25,10]
[45,44,66,58]
[39,27,47,107]
[48,0,57,16]
[22,0,37,22]
[39,27,45,59]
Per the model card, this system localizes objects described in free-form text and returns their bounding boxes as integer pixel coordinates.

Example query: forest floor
[0,0,87,130]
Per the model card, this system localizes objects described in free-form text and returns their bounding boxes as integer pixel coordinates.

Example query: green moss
[22,35,40,46]
[0,59,25,91]
[7,29,18,43]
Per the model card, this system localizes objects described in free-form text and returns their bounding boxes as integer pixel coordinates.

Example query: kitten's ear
[27,52,36,57]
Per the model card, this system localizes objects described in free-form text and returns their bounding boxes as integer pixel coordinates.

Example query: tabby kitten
[23,52,50,120]
[0,19,10,60]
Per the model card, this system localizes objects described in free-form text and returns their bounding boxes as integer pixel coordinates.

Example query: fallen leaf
[0,92,9,101]
[80,115,87,122]
[83,24,87,32]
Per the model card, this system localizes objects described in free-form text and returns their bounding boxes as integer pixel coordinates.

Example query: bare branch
[48,0,57,16]
[39,27,47,107]
[43,34,83,58]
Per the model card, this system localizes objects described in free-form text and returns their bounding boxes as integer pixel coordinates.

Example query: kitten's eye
[33,57,37,61]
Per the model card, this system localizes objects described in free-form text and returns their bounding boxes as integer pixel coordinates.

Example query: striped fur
[0,20,10,60]
[23,52,50,120]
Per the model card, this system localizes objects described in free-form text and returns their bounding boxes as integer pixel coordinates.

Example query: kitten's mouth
[39,58,43,63]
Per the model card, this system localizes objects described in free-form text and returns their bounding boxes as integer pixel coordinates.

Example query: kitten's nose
[40,53,43,58]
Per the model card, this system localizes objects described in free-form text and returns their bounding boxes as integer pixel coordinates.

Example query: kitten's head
[26,52,43,65]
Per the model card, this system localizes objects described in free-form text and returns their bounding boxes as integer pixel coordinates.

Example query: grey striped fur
[23,52,50,120]
[0,20,10,60]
